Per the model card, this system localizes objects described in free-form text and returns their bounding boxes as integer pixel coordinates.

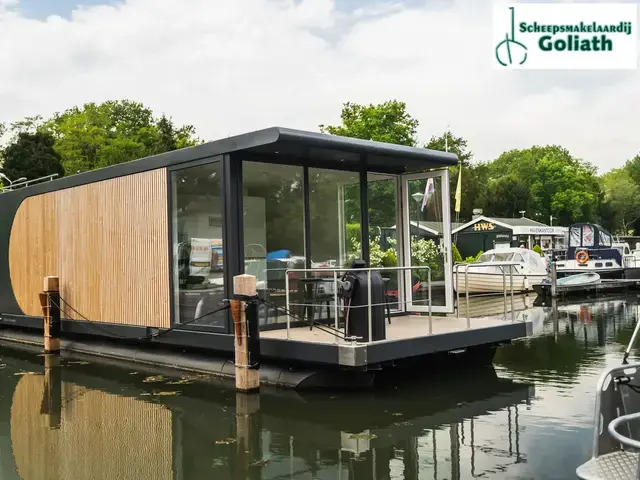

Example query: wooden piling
[231,274,260,392]
[42,354,62,429]
[42,276,61,354]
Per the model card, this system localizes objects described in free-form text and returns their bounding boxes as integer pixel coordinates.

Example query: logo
[496,7,528,66]
[473,222,496,231]
[493,3,637,70]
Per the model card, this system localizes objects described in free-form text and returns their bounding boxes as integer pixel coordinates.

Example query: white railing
[283,265,432,343]
[453,262,519,324]
[0,173,59,193]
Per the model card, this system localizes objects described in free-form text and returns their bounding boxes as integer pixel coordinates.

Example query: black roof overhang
[236,127,459,174]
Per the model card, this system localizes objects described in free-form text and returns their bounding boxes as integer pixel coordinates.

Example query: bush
[452,244,463,263]
[532,244,544,257]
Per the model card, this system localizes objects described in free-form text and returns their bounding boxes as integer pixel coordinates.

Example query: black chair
[299,278,332,329]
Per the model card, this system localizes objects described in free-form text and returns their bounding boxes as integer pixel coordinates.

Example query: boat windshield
[477,252,523,263]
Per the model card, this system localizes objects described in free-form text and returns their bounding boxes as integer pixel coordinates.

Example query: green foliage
[487,145,602,225]
[601,168,640,234]
[451,243,463,263]
[462,250,484,263]
[345,223,361,251]
[320,100,418,146]
[532,244,544,256]
[425,131,473,164]
[1,132,65,182]
[29,100,201,174]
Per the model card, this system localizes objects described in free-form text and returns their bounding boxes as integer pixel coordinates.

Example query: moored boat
[555,223,632,279]
[454,247,548,295]
[556,272,601,287]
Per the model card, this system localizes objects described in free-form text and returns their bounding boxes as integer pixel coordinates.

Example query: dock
[534,278,640,298]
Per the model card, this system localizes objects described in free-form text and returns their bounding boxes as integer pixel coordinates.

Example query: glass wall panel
[171,160,226,328]
[406,176,446,307]
[242,161,305,325]
[308,168,361,269]
[307,168,361,324]
[367,174,401,311]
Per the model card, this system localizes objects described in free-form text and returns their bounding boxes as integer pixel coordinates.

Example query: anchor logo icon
[496,7,528,66]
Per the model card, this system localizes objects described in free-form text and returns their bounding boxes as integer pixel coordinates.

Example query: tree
[320,100,420,231]
[488,145,601,225]
[425,131,473,164]
[485,174,531,218]
[1,132,65,182]
[320,100,418,146]
[601,168,640,234]
[39,100,200,174]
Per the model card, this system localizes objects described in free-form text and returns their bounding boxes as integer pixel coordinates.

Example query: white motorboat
[453,247,548,294]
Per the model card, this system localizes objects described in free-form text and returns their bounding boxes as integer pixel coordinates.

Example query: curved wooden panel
[8,169,170,327]
[10,374,172,480]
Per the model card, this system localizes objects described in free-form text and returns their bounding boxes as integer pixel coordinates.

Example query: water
[0,295,639,479]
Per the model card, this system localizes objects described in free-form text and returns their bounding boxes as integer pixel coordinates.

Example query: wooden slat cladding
[11,375,173,480]
[8,169,170,328]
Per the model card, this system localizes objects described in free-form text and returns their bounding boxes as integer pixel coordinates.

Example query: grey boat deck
[262,314,513,345]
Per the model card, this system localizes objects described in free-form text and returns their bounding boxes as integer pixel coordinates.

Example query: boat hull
[453,272,547,294]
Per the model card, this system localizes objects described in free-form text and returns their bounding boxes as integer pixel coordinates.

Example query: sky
[0,0,639,172]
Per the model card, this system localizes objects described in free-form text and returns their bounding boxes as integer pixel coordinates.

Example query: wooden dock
[535,278,640,298]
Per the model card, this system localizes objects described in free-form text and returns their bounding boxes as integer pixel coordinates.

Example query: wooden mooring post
[231,274,260,392]
[42,354,62,429]
[39,276,61,354]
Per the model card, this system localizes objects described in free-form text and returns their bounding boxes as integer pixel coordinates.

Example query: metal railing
[283,265,431,343]
[453,262,519,324]
[0,173,59,193]
[608,411,640,450]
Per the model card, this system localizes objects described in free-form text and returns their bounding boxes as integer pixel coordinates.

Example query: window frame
[167,156,231,334]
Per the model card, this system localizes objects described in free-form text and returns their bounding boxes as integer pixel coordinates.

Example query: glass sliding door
[367,173,403,311]
[170,159,227,329]
[402,170,453,313]
[242,161,305,326]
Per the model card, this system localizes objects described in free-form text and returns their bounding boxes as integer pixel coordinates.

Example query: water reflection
[2,294,640,479]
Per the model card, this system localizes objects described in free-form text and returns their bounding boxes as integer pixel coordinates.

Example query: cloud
[0,0,638,171]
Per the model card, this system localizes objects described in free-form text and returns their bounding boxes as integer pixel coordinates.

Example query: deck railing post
[464,265,470,325]
[502,267,507,320]
[285,270,291,339]
[41,276,60,354]
[455,264,460,319]
[551,262,557,298]
[510,266,515,322]
[333,271,339,343]
[427,267,432,334]
[231,274,260,393]
[367,269,373,343]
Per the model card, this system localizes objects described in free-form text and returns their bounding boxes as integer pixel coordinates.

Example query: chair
[299,278,332,329]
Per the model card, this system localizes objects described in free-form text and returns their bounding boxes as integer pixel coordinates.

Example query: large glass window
[243,162,305,325]
[368,174,401,310]
[308,168,361,269]
[171,160,226,328]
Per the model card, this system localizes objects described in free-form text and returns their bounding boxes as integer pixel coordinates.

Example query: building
[453,215,567,258]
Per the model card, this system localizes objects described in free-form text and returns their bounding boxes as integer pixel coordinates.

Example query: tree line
[1,98,639,234]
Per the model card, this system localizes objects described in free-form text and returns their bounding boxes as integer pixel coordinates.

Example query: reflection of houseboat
[555,223,632,279]
[454,248,548,294]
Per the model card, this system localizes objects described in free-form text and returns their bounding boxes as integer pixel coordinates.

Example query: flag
[421,178,435,212]
[455,164,462,213]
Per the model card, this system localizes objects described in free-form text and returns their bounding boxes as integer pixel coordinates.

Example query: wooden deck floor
[261,315,514,345]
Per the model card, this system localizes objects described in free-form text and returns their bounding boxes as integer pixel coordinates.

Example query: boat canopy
[477,247,547,273]
[567,223,613,250]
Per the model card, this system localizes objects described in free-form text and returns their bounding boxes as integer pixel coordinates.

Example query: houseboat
[0,127,532,387]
